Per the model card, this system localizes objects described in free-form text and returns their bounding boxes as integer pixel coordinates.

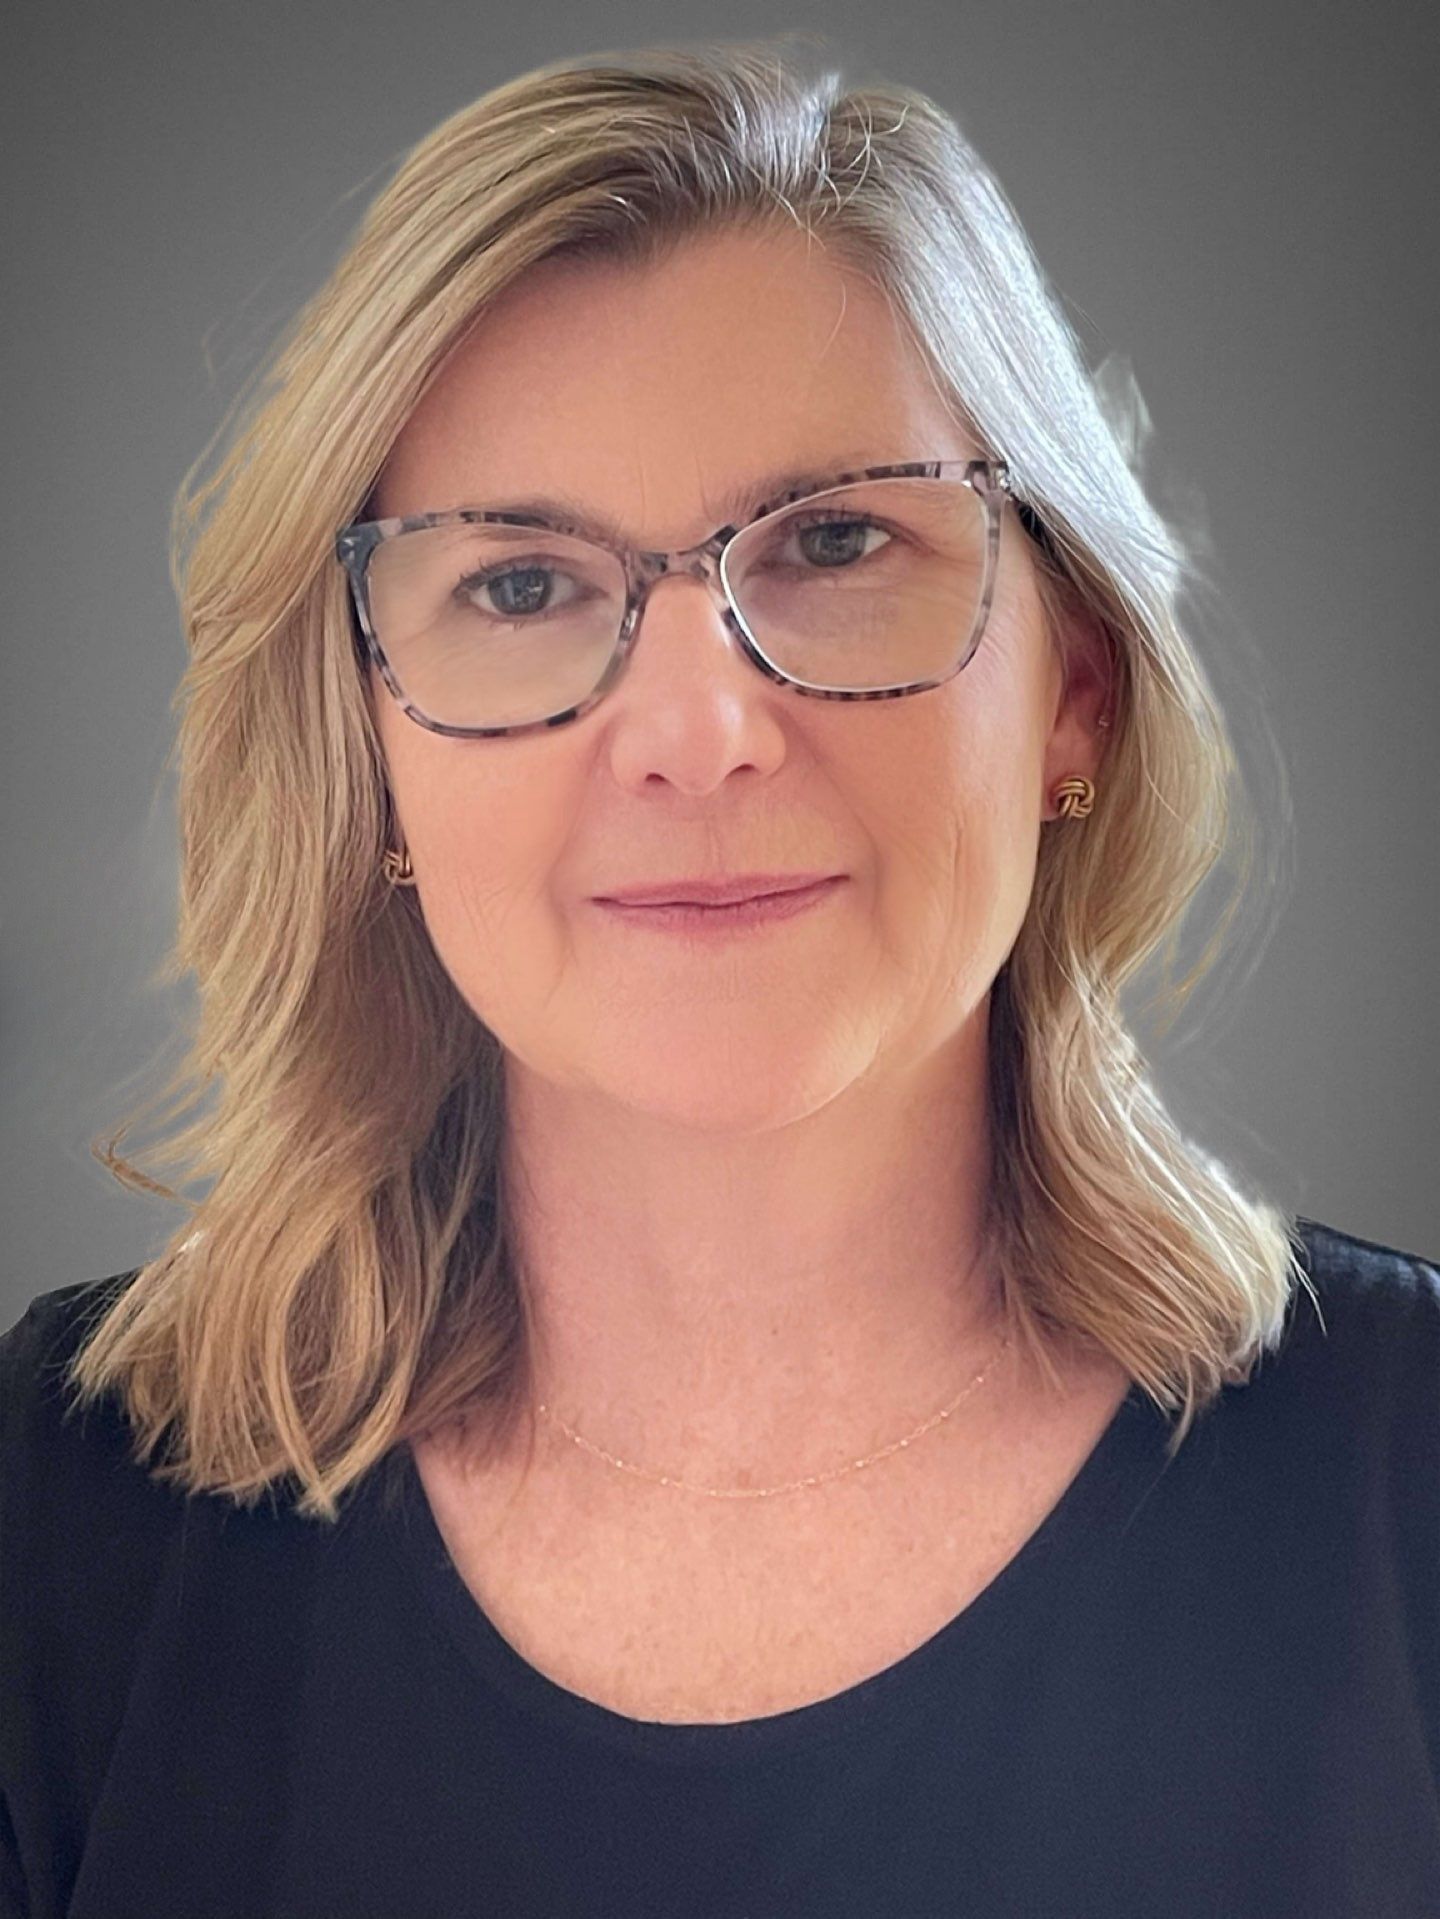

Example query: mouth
[593,872,844,908]
[592,875,847,935]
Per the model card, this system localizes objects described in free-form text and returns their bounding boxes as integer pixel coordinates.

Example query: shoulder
[1,1268,141,1374]
[1233,1216,1440,1513]
[1293,1211,1439,1306]
[0,1268,188,1603]
[2,1271,205,1770]
[1,1273,214,1874]
[1280,1216,1439,1695]
[0,1269,146,1466]
[1282,1213,1439,1386]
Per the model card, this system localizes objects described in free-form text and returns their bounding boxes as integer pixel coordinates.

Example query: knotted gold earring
[1051,776,1096,819]
[1050,712,1109,820]
[381,843,416,886]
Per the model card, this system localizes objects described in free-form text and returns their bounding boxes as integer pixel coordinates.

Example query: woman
[2,37,1436,1919]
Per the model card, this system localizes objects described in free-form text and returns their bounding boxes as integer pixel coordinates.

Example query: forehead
[376,224,977,542]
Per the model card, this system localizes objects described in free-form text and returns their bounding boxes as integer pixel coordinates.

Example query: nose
[629,559,739,656]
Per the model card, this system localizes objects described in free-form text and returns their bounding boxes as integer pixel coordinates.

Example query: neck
[492,1014,1010,1491]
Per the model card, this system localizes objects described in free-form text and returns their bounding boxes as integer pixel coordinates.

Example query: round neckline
[374,1380,1163,1765]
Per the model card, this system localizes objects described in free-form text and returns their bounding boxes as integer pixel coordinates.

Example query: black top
[2,1214,1437,1919]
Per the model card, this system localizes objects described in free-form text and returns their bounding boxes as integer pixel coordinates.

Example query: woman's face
[368,223,1105,1130]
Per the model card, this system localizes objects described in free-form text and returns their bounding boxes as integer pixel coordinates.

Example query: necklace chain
[535,1326,1014,1499]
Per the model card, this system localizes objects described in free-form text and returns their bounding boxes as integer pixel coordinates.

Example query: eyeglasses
[334,458,1015,739]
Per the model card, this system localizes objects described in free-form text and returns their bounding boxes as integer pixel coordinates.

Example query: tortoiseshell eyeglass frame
[334,457,1034,741]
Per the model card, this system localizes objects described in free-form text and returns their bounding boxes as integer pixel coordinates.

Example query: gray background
[4,0,1437,1322]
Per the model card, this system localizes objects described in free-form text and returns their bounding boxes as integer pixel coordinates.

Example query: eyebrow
[454,454,889,548]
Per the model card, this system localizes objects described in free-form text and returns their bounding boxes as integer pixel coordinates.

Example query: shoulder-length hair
[68,33,1311,1520]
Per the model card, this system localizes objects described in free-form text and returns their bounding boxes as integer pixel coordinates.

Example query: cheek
[423,799,556,930]
[856,647,1041,949]
[382,747,574,1001]
[414,844,567,1035]
[867,666,1034,852]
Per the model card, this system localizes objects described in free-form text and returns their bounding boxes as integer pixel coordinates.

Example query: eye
[452,558,593,620]
[773,510,895,570]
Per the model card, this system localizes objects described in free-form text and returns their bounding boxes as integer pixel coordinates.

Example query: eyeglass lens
[363,477,990,731]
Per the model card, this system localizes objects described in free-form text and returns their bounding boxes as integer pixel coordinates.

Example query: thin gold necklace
[534,1324,1014,1500]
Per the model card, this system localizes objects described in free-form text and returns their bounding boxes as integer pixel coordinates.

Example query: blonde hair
[68,33,1312,1521]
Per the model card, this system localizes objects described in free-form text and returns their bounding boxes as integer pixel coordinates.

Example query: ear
[1040,602,1115,821]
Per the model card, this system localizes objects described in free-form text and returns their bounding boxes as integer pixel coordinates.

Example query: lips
[595,873,842,908]
[595,876,845,934]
